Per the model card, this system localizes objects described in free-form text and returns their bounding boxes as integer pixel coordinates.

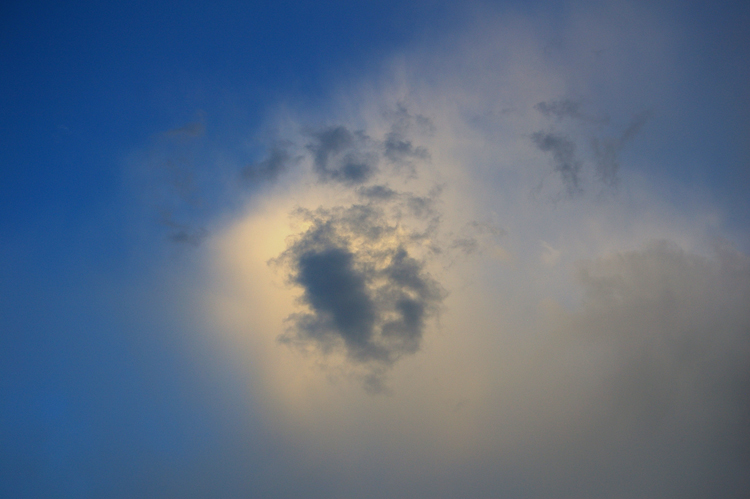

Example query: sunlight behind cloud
[201,3,749,496]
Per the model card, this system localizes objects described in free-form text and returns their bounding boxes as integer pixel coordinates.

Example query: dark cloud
[404,194,434,219]
[274,203,444,381]
[306,126,378,185]
[356,184,398,201]
[535,99,583,119]
[591,111,650,186]
[242,142,297,182]
[294,247,380,360]
[384,132,429,164]
[535,99,609,124]
[531,131,583,195]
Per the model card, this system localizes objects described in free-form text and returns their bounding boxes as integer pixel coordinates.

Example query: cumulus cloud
[241,141,298,183]
[271,197,444,390]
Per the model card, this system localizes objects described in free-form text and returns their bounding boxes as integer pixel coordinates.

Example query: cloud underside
[275,203,443,376]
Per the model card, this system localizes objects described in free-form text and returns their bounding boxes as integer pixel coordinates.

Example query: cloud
[382,105,432,169]
[531,131,583,195]
[356,184,398,201]
[241,141,298,183]
[591,111,651,185]
[306,125,379,185]
[125,119,218,247]
[203,2,749,496]
[273,200,445,389]
[556,242,750,480]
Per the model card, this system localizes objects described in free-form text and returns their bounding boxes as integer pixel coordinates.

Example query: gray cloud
[384,132,429,165]
[449,221,506,255]
[242,142,297,183]
[382,105,433,174]
[565,241,750,473]
[306,126,378,185]
[591,111,651,185]
[274,202,444,387]
[294,247,379,358]
[531,131,583,195]
[356,184,398,201]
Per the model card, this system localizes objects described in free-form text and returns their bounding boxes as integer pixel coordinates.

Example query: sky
[1,1,749,498]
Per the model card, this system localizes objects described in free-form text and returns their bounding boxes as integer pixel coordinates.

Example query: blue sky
[2,1,749,498]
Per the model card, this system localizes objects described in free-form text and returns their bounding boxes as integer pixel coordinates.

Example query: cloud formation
[205,2,750,497]
[242,141,297,183]
[531,131,584,195]
[272,196,444,390]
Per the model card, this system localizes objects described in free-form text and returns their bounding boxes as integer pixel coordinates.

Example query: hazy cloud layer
[203,2,750,497]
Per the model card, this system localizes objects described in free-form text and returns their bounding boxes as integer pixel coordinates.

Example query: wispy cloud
[531,131,584,195]
[591,110,651,185]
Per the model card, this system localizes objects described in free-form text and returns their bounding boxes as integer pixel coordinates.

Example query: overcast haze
[2,1,749,498]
